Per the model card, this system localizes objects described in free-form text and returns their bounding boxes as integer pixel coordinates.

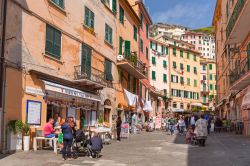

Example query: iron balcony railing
[123,52,146,75]
[229,56,250,85]
[226,0,246,38]
[74,65,106,86]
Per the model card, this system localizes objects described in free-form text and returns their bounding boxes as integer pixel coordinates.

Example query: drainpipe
[0,0,7,153]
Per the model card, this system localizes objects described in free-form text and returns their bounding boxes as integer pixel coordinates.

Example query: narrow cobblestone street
[1,131,250,166]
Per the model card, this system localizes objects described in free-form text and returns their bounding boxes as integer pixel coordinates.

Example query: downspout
[0,0,7,153]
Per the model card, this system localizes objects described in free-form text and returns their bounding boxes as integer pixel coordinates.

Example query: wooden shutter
[133,25,137,41]
[166,47,168,55]
[124,40,131,58]
[90,10,94,29]
[53,29,61,58]
[45,25,54,55]
[105,59,113,81]
[84,7,89,26]
[112,0,117,13]
[119,36,123,55]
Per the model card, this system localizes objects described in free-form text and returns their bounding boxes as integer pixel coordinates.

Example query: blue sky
[144,0,216,29]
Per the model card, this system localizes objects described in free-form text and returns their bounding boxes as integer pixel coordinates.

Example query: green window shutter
[81,44,92,78]
[210,74,213,80]
[173,48,176,55]
[194,67,197,74]
[180,50,183,57]
[166,47,169,55]
[194,80,197,87]
[140,39,143,52]
[84,7,94,29]
[112,0,117,13]
[133,25,137,41]
[163,74,167,82]
[124,40,131,58]
[161,46,164,54]
[187,65,190,72]
[52,0,64,9]
[146,47,149,59]
[173,61,176,68]
[150,41,153,49]
[105,59,113,81]
[139,83,142,96]
[105,24,112,44]
[140,13,143,28]
[155,43,158,50]
[119,36,123,55]
[152,71,156,80]
[152,57,156,65]
[215,75,217,80]
[45,24,61,59]
[215,85,217,90]
[187,52,190,59]
[146,24,149,38]
[203,65,206,71]
[209,64,213,70]
[210,84,213,90]
[180,63,183,70]
[180,77,184,84]
[171,75,173,82]
[163,60,167,68]
[187,78,190,85]
[193,55,197,61]
[127,74,130,90]
[133,77,137,93]
[119,6,124,24]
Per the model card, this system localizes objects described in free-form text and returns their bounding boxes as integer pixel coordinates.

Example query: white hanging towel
[143,100,153,112]
[124,89,138,107]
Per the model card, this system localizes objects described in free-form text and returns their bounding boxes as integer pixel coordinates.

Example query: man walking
[168,116,176,135]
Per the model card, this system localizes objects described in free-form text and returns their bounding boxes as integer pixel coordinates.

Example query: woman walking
[116,117,122,142]
[177,116,186,135]
[61,117,75,160]
[195,115,208,146]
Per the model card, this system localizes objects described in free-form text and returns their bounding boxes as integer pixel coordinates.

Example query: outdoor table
[33,137,58,154]
[90,127,111,141]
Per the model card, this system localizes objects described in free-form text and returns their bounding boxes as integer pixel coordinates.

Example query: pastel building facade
[213,0,250,135]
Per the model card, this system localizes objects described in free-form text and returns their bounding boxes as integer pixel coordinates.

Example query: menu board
[121,123,129,138]
[27,100,42,125]
[67,106,76,120]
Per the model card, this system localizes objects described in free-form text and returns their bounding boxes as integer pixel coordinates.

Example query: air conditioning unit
[117,55,124,61]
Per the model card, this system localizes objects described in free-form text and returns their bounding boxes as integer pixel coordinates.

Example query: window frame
[105,23,113,45]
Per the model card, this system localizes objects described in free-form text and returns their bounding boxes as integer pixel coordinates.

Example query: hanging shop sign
[26,100,42,125]
[43,80,101,102]
[25,87,44,96]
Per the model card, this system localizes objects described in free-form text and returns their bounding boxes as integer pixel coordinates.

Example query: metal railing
[74,65,106,86]
[123,52,146,75]
[229,57,250,85]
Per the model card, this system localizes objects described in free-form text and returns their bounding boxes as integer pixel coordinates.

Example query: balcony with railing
[74,65,106,90]
[226,0,250,44]
[117,52,146,79]
[230,56,250,90]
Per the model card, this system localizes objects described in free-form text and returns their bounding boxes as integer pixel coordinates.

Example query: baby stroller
[72,130,90,158]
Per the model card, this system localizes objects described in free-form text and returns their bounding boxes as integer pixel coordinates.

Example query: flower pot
[23,136,30,151]
[8,132,22,151]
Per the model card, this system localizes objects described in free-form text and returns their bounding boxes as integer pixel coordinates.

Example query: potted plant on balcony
[7,120,23,151]
[22,122,30,151]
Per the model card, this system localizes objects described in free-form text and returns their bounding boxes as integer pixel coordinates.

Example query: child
[186,126,195,144]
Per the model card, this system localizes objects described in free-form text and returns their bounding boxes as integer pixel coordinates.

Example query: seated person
[44,118,55,138]
[88,132,103,158]
[186,126,196,144]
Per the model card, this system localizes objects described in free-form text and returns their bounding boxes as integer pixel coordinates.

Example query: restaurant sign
[43,80,101,102]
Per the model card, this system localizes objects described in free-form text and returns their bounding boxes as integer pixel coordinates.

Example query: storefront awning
[191,103,202,107]
[241,88,250,110]
[43,80,101,102]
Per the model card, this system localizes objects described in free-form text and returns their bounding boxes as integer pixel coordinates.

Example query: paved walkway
[1,131,250,166]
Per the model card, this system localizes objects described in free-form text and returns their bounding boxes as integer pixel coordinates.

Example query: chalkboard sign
[67,106,76,120]
[26,100,42,125]
[121,123,129,138]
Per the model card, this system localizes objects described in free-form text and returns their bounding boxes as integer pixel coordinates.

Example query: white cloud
[152,2,212,28]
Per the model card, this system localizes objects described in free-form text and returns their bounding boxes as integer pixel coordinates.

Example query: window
[180,103,184,109]
[210,74,213,80]
[180,63,184,70]
[203,75,206,80]
[187,52,190,59]
[173,48,176,56]
[194,80,197,87]
[203,65,206,71]
[155,43,158,51]
[45,24,61,59]
[84,7,94,29]
[140,39,143,52]
[146,24,149,38]
[104,59,113,81]
[180,50,183,57]
[146,47,148,59]
[133,77,137,93]
[161,46,165,54]
[215,85,217,90]
[193,54,197,61]
[180,77,184,84]
[119,6,124,24]
[150,41,153,49]
[112,0,117,13]
[173,102,177,108]
[105,24,112,44]
[119,36,123,55]
[214,75,217,80]
[163,60,167,68]
[194,67,197,74]
[165,47,169,55]
[127,74,130,90]
[133,25,137,41]
[187,78,190,86]
[139,83,142,96]
[187,65,190,72]
[163,74,167,83]
[152,57,156,65]
[209,64,213,70]
[140,13,143,29]
[124,40,130,58]
[209,95,214,101]
[208,84,213,91]
[51,0,64,9]
[171,75,178,83]
[173,61,177,69]
[152,71,156,80]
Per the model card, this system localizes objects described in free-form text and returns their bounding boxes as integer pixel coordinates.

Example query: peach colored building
[213,0,250,135]
[1,0,119,151]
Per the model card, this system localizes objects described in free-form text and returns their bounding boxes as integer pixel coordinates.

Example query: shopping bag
[58,133,63,143]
